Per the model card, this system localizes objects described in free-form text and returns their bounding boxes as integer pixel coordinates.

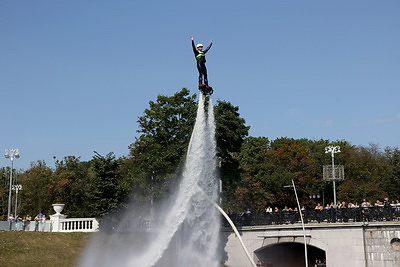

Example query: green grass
[0,231,230,266]
[0,231,91,267]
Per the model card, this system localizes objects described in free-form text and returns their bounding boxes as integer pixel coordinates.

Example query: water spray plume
[79,94,221,267]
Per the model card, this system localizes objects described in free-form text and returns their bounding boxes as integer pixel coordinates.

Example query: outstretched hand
[190,36,194,40]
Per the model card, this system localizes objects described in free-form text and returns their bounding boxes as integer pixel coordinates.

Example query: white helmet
[196,43,203,48]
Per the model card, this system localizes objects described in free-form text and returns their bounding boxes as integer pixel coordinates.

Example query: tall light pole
[284,180,308,267]
[5,149,20,225]
[325,146,340,207]
[12,184,22,217]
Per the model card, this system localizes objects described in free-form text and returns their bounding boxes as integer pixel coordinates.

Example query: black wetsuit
[192,40,212,85]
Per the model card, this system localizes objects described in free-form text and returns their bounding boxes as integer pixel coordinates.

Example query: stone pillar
[50,204,67,232]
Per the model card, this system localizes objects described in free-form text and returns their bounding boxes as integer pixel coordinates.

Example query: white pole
[332,150,337,207]
[291,179,308,267]
[212,202,257,267]
[14,185,21,217]
[15,185,18,217]
[198,185,257,267]
[8,159,14,221]
[325,146,340,207]
[5,149,20,230]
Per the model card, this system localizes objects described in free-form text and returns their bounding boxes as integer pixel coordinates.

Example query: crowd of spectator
[7,212,47,231]
[314,258,326,267]
[226,197,400,227]
[263,198,400,214]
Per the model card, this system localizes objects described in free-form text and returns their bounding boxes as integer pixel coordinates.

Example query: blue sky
[1,1,399,170]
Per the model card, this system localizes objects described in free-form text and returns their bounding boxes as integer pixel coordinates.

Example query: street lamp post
[325,146,340,207]
[5,149,20,228]
[284,179,308,267]
[12,184,23,217]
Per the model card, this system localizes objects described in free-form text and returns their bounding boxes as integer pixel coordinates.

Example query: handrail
[222,206,400,228]
[59,218,99,232]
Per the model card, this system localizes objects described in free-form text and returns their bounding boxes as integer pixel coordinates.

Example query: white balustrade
[1,204,99,232]
[59,218,99,232]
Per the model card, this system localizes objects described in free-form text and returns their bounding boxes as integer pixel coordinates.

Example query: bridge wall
[363,225,400,266]
[222,222,400,267]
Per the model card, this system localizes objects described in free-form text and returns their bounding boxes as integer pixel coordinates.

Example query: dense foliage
[0,88,399,219]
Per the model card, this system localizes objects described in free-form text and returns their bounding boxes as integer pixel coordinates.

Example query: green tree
[338,143,387,203]
[266,138,320,208]
[88,152,123,217]
[128,88,197,201]
[215,101,250,159]
[234,138,344,211]
[215,100,250,209]
[232,137,270,210]
[299,139,352,205]
[237,137,270,177]
[0,168,9,219]
[18,161,54,216]
[50,156,91,217]
[381,147,400,200]
[128,89,250,208]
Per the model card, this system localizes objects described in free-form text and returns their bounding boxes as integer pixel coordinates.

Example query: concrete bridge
[221,221,400,267]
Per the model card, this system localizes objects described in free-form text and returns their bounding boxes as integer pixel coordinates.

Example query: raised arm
[203,40,213,53]
[190,36,197,54]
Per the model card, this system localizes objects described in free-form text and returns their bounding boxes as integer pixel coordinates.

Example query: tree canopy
[127,89,250,204]
[1,88,399,219]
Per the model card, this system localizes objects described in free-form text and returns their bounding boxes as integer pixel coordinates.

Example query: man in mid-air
[190,36,213,87]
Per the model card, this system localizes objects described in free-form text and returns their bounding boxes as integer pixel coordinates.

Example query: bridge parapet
[224,206,400,228]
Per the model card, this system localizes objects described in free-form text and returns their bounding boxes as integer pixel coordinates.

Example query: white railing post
[50,213,67,232]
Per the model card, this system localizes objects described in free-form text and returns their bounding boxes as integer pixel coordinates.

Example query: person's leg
[197,63,203,84]
[200,62,208,85]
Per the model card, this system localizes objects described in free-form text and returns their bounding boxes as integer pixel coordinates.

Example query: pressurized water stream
[79,94,220,267]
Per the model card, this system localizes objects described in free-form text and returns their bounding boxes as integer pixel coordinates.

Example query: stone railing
[58,218,99,232]
[0,217,99,232]
[0,204,99,232]
[50,204,99,232]
[0,218,98,232]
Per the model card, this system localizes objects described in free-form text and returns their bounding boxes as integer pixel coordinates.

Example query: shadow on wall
[219,229,230,264]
